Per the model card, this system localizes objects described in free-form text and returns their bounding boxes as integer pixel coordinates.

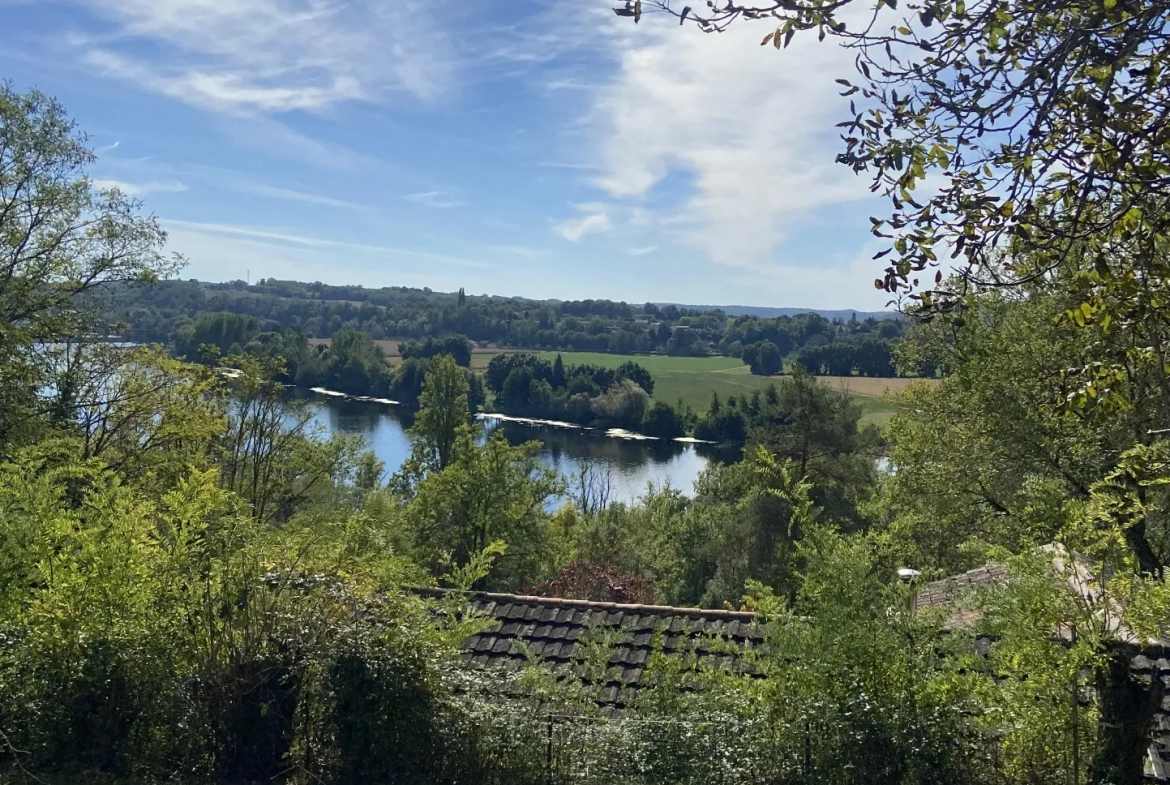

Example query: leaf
[679,5,691,24]
[761,31,775,46]
[613,7,635,16]
[634,0,641,22]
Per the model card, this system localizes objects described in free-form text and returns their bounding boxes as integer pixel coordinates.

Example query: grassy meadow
[537,351,929,426]
[307,341,925,426]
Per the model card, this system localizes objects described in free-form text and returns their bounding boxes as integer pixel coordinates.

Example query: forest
[106,276,909,378]
[5,0,1170,781]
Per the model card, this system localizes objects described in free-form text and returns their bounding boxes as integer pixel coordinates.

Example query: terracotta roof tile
[417,588,762,713]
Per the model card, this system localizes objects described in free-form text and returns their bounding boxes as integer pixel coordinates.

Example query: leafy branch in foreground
[621,2,1170,392]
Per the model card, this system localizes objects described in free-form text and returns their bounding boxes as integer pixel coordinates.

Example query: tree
[744,340,782,375]
[312,329,392,396]
[641,401,686,439]
[749,367,879,524]
[404,430,563,590]
[0,84,180,451]
[174,312,258,360]
[405,355,471,475]
[616,360,655,394]
[552,353,566,388]
[882,277,1170,573]
[631,1,1170,313]
[400,335,472,368]
[591,379,650,430]
[854,338,894,377]
[220,354,362,524]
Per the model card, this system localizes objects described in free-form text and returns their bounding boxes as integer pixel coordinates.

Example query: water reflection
[301,395,736,504]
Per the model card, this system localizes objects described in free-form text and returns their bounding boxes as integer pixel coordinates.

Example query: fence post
[805,719,812,780]
[1071,628,1080,785]
[546,713,554,785]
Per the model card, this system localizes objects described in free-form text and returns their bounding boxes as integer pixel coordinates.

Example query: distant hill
[655,303,900,321]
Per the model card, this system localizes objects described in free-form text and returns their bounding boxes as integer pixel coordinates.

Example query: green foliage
[486,352,668,431]
[403,430,563,591]
[640,400,686,439]
[880,279,1168,573]
[107,275,906,370]
[174,311,259,360]
[740,339,782,375]
[219,354,363,524]
[302,329,393,396]
[0,83,180,454]
[408,354,472,473]
[400,334,473,367]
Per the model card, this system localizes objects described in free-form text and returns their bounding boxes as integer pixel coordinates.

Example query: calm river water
[303,395,734,504]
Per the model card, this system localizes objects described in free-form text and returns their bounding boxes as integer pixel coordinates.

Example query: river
[303,395,735,505]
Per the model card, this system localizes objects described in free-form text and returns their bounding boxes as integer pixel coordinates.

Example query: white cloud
[74,0,456,114]
[556,203,612,242]
[163,221,471,290]
[230,181,367,210]
[91,178,187,195]
[628,246,658,256]
[584,10,876,274]
[403,190,465,209]
[162,219,491,268]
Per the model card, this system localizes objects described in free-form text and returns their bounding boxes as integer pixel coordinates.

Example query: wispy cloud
[231,181,368,210]
[536,161,597,171]
[163,219,491,268]
[92,178,187,196]
[627,246,657,256]
[216,115,376,170]
[162,220,473,290]
[95,140,121,153]
[403,190,465,209]
[73,0,457,114]
[556,203,612,242]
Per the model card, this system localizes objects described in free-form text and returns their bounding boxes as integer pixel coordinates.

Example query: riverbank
[300,386,704,444]
[302,394,729,505]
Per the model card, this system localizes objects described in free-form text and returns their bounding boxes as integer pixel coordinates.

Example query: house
[416,588,762,717]
[428,546,1170,780]
[910,547,1170,783]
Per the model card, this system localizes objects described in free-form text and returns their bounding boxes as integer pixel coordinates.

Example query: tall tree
[404,355,471,477]
[0,84,179,450]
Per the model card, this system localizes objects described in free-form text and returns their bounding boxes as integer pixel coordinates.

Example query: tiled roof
[418,589,763,715]
[912,563,1010,629]
[909,549,1170,782]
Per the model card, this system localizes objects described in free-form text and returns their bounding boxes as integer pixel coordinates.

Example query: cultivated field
[536,351,934,426]
[308,337,509,369]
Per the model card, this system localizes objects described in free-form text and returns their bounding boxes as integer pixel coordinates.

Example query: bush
[641,401,686,439]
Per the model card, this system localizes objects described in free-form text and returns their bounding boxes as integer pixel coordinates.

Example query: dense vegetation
[107,277,908,376]
[7,0,1170,775]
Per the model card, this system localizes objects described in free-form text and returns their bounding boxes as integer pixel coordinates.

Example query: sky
[1,0,896,310]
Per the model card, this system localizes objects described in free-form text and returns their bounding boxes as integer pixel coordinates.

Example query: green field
[537,352,923,427]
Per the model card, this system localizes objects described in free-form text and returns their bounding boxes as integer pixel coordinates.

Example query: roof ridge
[413,587,758,620]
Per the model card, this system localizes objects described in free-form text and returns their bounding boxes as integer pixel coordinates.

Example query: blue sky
[1,0,894,309]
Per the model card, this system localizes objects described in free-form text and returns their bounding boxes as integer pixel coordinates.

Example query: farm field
[308,337,509,369]
[537,351,932,426]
